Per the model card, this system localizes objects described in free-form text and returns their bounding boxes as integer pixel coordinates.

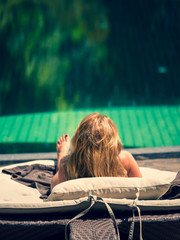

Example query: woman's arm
[50,162,66,190]
[120,150,142,177]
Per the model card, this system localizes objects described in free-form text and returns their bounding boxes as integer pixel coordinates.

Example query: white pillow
[48,168,176,201]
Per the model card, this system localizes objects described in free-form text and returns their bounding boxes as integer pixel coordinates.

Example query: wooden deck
[0,146,180,172]
[131,146,180,172]
[137,158,180,172]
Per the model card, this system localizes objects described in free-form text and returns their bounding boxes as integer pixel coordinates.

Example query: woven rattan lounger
[0,201,180,240]
[0,146,180,240]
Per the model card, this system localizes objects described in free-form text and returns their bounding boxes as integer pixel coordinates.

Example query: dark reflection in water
[0,0,180,116]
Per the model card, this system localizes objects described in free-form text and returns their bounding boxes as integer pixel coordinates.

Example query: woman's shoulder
[119,150,133,160]
[119,150,142,177]
[119,150,132,167]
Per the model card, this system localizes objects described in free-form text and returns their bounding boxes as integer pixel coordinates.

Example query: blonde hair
[64,113,127,180]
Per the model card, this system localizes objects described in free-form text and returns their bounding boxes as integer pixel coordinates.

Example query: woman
[51,113,142,190]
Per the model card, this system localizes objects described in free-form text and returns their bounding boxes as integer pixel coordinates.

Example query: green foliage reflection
[0,0,180,115]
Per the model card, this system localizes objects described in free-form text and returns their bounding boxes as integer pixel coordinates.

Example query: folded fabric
[2,164,56,199]
[160,171,180,199]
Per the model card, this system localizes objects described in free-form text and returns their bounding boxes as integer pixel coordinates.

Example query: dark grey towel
[2,164,56,199]
[160,170,180,199]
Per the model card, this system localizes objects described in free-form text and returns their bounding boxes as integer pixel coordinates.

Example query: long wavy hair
[64,113,127,180]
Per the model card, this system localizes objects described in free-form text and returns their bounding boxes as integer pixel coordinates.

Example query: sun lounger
[0,147,180,240]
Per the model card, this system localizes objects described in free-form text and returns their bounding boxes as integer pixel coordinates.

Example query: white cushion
[0,161,179,214]
[1,197,180,214]
[48,167,176,201]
